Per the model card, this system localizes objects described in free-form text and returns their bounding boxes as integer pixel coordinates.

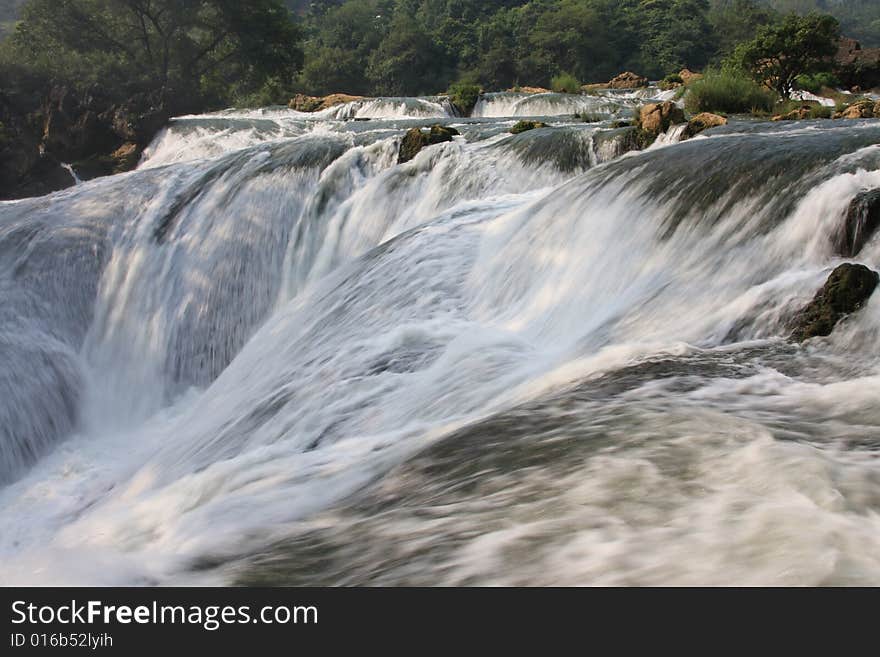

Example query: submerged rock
[790,263,879,341]
[683,112,727,139]
[608,72,649,89]
[834,189,880,257]
[510,120,549,135]
[398,124,460,164]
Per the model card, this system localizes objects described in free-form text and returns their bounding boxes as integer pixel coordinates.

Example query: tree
[9,0,302,110]
[727,12,839,98]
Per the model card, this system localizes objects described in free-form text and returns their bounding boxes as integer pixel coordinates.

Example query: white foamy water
[1,102,879,586]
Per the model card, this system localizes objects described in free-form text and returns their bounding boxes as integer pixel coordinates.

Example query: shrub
[550,72,581,94]
[810,104,832,119]
[659,73,684,90]
[685,70,775,115]
[795,72,840,94]
[447,81,481,117]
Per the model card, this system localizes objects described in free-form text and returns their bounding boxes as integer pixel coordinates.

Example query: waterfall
[2,100,880,585]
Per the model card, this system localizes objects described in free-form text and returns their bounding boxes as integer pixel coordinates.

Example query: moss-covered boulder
[398,124,460,164]
[447,83,482,117]
[834,189,880,257]
[790,263,879,342]
[510,120,549,135]
[683,112,727,139]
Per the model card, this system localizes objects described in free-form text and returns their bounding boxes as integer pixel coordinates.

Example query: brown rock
[510,86,551,95]
[772,107,812,121]
[638,102,686,135]
[683,112,727,139]
[679,69,703,85]
[609,72,649,90]
[289,93,363,113]
[833,100,875,119]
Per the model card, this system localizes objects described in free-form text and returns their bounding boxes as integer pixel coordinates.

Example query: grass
[685,70,775,115]
[551,72,581,94]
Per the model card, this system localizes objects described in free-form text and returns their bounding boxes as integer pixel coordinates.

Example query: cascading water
[1,93,880,585]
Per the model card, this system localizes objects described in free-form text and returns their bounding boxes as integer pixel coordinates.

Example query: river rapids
[1,89,880,586]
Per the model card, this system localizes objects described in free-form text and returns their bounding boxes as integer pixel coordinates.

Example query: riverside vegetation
[1,1,880,199]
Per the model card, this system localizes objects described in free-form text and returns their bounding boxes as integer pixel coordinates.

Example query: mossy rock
[834,189,880,257]
[510,120,549,135]
[790,263,879,342]
[398,124,460,164]
[447,83,481,117]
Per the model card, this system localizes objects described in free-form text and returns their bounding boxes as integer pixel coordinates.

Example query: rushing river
[1,89,880,585]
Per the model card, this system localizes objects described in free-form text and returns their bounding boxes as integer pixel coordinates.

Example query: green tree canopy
[7,0,303,109]
[727,12,839,97]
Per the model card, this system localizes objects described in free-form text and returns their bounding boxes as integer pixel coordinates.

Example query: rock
[790,263,879,341]
[509,120,549,135]
[835,37,880,90]
[1,85,169,199]
[637,102,685,136]
[772,107,812,121]
[683,112,727,139]
[679,69,703,85]
[509,86,551,94]
[833,99,875,119]
[289,93,363,112]
[608,72,649,90]
[398,124,460,164]
[834,189,880,257]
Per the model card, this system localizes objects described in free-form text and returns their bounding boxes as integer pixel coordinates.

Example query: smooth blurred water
[1,90,879,585]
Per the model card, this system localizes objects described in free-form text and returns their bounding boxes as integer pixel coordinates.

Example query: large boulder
[790,263,879,342]
[289,93,363,113]
[833,99,875,119]
[679,69,703,85]
[398,124,460,164]
[608,72,649,89]
[834,189,880,257]
[638,102,685,136]
[683,112,727,139]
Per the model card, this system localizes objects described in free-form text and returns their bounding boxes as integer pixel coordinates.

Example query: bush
[447,81,481,116]
[685,70,775,115]
[810,104,833,119]
[795,72,840,95]
[551,72,581,94]
[659,73,684,90]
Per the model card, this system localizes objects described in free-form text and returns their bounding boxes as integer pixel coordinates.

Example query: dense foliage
[726,12,840,98]
[685,69,775,114]
[1,0,303,111]
[291,0,876,97]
